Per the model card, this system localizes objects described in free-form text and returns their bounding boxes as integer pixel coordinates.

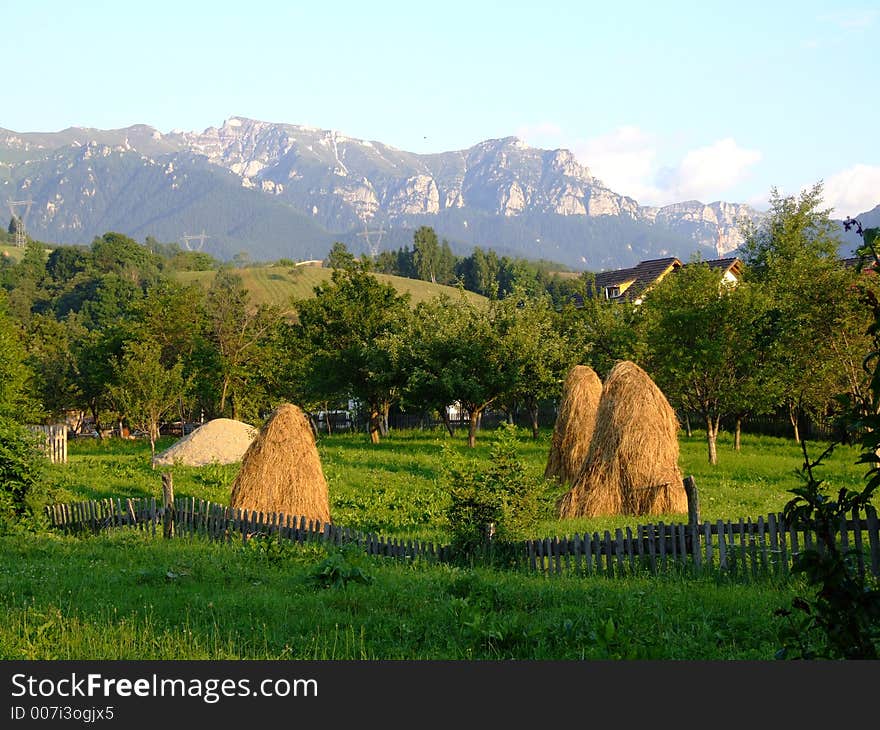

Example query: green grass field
[1,243,25,262]
[173,265,486,315]
[0,426,870,660]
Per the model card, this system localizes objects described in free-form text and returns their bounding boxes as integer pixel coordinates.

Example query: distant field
[0,244,25,262]
[173,265,487,314]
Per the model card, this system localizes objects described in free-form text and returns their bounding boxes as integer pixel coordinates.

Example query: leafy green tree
[641,260,769,464]
[326,241,357,271]
[741,183,872,440]
[413,226,441,284]
[775,221,880,660]
[0,291,37,421]
[494,292,569,438]
[405,290,510,447]
[109,339,186,459]
[205,269,282,420]
[293,263,412,443]
[557,274,643,378]
[25,313,83,421]
[89,232,160,284]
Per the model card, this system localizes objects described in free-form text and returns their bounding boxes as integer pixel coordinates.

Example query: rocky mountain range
[0,117,804,269]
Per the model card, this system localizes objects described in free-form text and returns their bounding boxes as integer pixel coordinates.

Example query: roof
[589,257,682,302]
[702,257,743,277]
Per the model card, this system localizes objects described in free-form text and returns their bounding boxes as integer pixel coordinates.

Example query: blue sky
[3,1,877,216]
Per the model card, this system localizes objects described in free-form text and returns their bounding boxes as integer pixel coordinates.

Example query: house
[570,256,744,307]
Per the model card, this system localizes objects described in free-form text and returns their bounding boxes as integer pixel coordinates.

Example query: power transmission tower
[180,230,209,251]
[7,198,33,248]
[356,212,385,259]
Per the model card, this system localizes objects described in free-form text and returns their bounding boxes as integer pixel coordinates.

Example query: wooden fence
[44,495,880,581]
[45,497,452,563]
[28,424,68,464]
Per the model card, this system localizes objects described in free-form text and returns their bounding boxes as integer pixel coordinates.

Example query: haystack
[544,365,603,486]
[151,418,257,467]
[557,360,686,518]
[229,403,331,525]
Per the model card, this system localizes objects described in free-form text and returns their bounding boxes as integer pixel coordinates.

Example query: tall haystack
[229,403,331,525]
[557,360,686,518]
[544,365,603,486]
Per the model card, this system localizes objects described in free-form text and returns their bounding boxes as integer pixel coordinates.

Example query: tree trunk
[684,413,692,438]
[219,376,230,416]
[529,403,539,440]
[468,409,481,448]
[788,402,800,443]
[706,414,718,466]
[381,401,391,436]
[734,415,742,451]
[440,409,455,437]
[368,409,381,444]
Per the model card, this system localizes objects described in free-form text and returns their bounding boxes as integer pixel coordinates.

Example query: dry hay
[544,365,603,486]
[229,403,331,525]
[557,360,686,518]
[151,418,257,467]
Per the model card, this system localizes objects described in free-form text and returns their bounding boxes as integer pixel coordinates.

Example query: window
[604,286,620,300]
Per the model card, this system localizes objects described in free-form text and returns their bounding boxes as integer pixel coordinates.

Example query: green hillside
[173,264,487,313]
[0,244,25,262]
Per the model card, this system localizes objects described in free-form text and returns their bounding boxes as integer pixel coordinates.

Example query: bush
[443,423,543,562]
[0,418,46,524]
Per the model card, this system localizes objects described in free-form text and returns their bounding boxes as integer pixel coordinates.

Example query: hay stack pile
[151,418,257,467]
[557,361,686,518]
[544,365,603,486]
[229,403,331,525]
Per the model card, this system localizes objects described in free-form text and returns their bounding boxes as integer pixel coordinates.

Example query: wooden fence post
[684,475,699,526]
[162,472,175,539]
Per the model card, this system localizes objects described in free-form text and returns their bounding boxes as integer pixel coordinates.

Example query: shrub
[444,423,543,561]
[0,418,46,524]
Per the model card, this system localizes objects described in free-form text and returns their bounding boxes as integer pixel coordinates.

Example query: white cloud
[822,164,880,218]
[571,126,659,201]
[656,138,762,203]
[516,122,763,207]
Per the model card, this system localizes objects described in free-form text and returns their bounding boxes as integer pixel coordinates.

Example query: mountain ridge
[0,117,850,270]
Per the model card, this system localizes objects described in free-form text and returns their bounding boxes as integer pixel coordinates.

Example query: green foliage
[0,418,45,524]
[293,261,412,443]
[308,543,374,589]
[443,424,543,560]
[775,221,880,660]
[109,339,187,455]
[641,258,771,464]
[0,291,38,421]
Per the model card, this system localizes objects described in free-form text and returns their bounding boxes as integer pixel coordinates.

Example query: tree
[109,339,186,459]
[494,292,569,438]
[557,274,643,378]
[413,226,441,284]
[641,260,768,464]
[405,290,510,447]
[293,263,412,444]
[205,269,282,420]
[741,183,873,440]
[326,242,357,271]
[0,290,37,421]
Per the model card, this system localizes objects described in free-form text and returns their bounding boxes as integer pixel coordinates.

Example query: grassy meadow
[173,264,487,316]
[0,424,871,660]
